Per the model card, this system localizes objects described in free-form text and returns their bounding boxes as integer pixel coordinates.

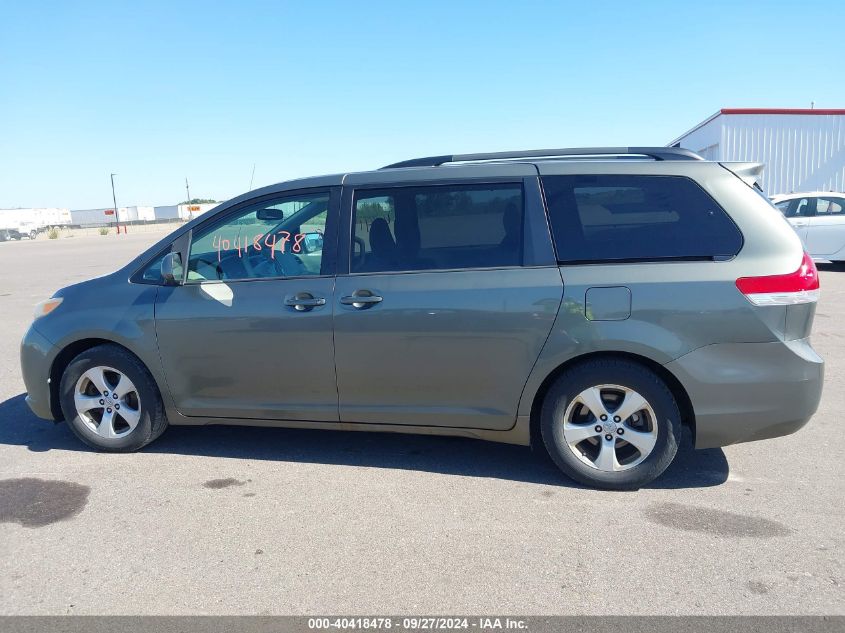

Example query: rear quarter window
[541,174,743,263]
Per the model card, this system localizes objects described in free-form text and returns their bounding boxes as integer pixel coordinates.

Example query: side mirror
[303,231,324,253]
[161,252,183,285]
[256,208,285,221]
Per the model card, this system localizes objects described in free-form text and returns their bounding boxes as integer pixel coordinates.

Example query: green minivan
[20,148,824,489]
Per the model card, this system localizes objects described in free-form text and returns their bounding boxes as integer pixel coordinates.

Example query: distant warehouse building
[669,108,845,196]
[153,205,180,220]
[70,206,155,227]
[178,202,220,219]
[152,203,219,221]
[69,203,220,227]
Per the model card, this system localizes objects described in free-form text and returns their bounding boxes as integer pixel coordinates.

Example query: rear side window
[351,183,523,272]
[541,175,743,263]
[816,197,845,215]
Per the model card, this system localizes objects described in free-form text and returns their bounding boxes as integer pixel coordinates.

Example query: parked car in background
[18,221,41,239]
[0,229,11,242]
[6,228,37,240]
[772,192,845,262]
[20,147,824,490]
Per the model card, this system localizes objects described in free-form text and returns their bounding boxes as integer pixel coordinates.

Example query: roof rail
[381,147,703,169]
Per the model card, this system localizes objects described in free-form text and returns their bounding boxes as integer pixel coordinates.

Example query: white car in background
[771,192,845,262]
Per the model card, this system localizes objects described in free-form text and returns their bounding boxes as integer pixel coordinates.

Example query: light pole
[110,173,122,235]
[185,177,192,220]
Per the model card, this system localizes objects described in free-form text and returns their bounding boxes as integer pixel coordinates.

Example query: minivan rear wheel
[59,344,168,452]
[540,359,681,490]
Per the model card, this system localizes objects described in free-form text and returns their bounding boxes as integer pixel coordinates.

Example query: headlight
[33,297,63,320]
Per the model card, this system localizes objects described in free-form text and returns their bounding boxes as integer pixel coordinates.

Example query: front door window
[187,193,330,281]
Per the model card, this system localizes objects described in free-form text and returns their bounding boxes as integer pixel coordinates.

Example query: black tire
[59,344,168,452]
[540,358,681,490]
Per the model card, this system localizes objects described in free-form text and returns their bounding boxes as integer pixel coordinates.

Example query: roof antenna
[248,163,256,191]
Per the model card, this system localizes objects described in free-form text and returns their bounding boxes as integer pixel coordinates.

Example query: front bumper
[20,325,58,420]
[665,337,824,449]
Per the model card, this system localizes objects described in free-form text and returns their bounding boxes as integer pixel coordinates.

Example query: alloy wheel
[561,384,658,472]
[73,366,142,439]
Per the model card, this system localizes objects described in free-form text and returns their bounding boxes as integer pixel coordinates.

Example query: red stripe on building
[720,108,845,115]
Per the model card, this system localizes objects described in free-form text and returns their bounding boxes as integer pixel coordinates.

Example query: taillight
[736,252,820,306]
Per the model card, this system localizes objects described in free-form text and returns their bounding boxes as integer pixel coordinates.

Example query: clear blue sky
[1,0,842,209]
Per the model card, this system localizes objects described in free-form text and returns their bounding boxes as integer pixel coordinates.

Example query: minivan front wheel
[59,344,168,451]
[540,359,681,490]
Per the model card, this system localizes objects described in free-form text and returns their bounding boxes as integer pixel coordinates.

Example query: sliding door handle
[340,291,383,309]
[340,295,382,305]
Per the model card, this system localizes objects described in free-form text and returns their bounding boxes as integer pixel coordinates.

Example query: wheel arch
[48,338,150,421]
[527,350,696,452]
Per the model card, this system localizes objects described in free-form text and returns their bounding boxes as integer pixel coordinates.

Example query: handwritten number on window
[213,231,309,262]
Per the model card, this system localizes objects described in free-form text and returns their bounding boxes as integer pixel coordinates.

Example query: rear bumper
[20,325,58,421]
[665,338,823,449]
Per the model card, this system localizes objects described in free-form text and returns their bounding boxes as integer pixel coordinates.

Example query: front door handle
[340,290,383,309]
[284,293,326,311]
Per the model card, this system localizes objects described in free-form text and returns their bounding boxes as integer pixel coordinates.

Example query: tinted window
[783,198,811,217]
[187,192,329,281]
[541,175,742,262]
[351,183,523,272]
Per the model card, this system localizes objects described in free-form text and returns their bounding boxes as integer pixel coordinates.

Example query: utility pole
[110,173,121,235]
[185,177,192,220]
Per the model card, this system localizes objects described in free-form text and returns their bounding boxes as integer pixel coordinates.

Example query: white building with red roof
[669,108,845,196]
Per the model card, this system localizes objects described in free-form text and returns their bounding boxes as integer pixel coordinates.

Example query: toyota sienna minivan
[20,147,824,489]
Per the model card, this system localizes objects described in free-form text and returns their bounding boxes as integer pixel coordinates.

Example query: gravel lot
[0,231,843,615]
